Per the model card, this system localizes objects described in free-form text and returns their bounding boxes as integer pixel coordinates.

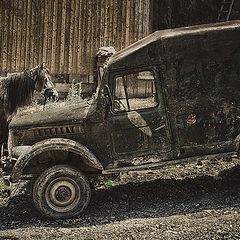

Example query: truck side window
[113,70,157,112]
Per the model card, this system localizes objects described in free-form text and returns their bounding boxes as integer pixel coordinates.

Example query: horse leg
[3,122,9,156]
[0,117,8,157]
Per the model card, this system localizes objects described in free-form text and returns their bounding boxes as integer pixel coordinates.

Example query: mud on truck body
[1,21,240,219]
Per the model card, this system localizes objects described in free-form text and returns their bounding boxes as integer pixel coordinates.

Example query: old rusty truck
[1,21,240,219]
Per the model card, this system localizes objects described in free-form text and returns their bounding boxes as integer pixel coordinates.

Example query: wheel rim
[45,177,80,213]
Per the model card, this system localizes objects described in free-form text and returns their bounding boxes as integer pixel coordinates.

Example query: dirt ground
[0,157,240,240]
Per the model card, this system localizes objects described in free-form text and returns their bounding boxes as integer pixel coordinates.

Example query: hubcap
[46,178,80,212]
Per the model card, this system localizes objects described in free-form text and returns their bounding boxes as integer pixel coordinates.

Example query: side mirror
[101,85,112,108]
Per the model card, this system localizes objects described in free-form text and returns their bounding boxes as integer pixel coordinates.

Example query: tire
[33,165,91,219]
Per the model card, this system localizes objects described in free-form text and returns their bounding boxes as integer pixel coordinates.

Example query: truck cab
[2,21,240,219]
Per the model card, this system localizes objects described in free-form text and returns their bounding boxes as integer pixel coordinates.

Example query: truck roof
[107,20,240,70]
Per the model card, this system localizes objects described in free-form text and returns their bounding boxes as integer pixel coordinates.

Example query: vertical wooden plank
[100,0,105,47]
[12,0,17,70]
[148,0,153,33]
[30,0,36,67]
[108,0,114,46]
[38,0,43,65]
[81,0,87,66]
[121,0,127,49]
[60,0,67,73]
[51,0,58,73]
[6,0,13,71]
[92,0,97,55]
[86,0,92,66]
[69,0,76,73]
[19,0,26,70]
[24,0,31,69]
[95,0,101,51]
[45,0,50,67]
[139,0,143,39]
[47,0,54,70]
[129,0,134,45]
[54,0,63,73]
[3,0,9,71]
[81,0,86,64]
[28,0,32,68]
[143,0,149,37]
[106,0,110,46]
[7,0,13,70]
[14,0,18,70]
[34,0,40,66]
[125,0,131,46]
[88,0,93,71]
[33,0,40,67]
[73,0,82,73]
[42,0,48,64]
[89,0,96,73]
[112,0,118,49]
[15,0,22,70]
[77,0,84,72]
[116,0,123,50]
[103,0,108,46]
[143,0,148,36]
[0,0,5,70]
[134,0,139,42]
[38,0,43,66]
[63,0,71,73]
[36,0,42,65]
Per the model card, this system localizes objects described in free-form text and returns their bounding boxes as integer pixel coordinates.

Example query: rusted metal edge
[10,138,103,183]
[102,152,236,174]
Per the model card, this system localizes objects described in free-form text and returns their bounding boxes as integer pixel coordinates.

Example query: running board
[102,152,235,174]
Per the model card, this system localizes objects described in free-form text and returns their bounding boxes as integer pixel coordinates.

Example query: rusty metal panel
[0,0,151,75]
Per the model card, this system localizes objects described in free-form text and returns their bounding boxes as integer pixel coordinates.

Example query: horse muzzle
[43,88,59,101]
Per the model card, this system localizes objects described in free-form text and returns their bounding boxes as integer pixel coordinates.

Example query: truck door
[107,67,172,161]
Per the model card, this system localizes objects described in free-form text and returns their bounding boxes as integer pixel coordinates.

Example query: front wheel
[33,165,91,219]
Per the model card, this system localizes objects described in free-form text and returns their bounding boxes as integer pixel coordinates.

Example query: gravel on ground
[0,157,240,240]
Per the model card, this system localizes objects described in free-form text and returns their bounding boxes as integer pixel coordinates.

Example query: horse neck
[3,73,35,115]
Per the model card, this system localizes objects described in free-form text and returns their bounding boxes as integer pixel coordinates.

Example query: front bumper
[0,156,17,177]
[1,145,32,178]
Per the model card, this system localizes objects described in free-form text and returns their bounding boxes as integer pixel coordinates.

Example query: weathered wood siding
[152,0,219,30]
[0,0,151,75]
[152,0,240,31]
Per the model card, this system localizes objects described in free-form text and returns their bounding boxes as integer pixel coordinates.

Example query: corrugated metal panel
[0,0,151,75]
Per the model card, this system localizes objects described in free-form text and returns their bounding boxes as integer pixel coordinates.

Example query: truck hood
[10,101,94,129]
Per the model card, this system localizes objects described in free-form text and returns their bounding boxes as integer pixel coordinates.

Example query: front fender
[10,138,103,183]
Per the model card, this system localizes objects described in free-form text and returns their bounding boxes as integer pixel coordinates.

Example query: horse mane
[0,71,35,116]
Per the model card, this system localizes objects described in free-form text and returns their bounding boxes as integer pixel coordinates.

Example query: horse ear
[40,62,47,69]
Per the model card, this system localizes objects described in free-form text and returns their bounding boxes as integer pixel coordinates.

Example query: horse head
[33,63,58,101]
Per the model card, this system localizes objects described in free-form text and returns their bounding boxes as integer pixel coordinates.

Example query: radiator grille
[33,126,83,138]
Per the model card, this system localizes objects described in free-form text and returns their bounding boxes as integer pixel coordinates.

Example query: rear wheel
[33,165,91,219]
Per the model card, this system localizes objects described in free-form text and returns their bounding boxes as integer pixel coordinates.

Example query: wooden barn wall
[0,0,151,75]
[152,0,240,31]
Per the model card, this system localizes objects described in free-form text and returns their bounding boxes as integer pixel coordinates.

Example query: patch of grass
[94,176,115,189]
[103,179,113,188]
[65,80,83,104]
[18,81,86,115]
